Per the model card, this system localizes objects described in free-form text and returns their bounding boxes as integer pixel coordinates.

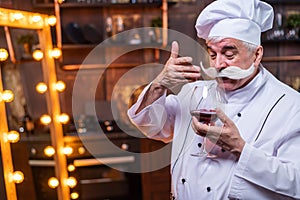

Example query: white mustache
[199,62,255,80]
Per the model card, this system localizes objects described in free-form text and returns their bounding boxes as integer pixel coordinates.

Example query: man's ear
[254,46,263,66]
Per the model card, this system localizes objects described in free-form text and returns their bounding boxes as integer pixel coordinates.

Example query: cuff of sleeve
[228,143,253,199]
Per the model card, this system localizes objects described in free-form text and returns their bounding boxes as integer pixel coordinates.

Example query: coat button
[206,187,211,192]
[237,113,242,117]
[198,143,202,148]
[181,178,186,184]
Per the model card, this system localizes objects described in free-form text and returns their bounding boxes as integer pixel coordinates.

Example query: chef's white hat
[195,0,274,45]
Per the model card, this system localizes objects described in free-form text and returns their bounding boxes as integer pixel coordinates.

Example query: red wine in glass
[190,109,217,125]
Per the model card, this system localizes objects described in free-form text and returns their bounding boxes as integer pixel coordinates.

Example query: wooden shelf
[262,55,300,62]
[32,1,162,8]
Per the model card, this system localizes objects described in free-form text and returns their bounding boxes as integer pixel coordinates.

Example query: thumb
[170,41,179,59]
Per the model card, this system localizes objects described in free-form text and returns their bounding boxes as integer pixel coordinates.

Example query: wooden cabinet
[140,138,171,200]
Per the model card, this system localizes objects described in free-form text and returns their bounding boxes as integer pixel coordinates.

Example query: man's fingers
[216,108,232,126]
[170,41,179,59]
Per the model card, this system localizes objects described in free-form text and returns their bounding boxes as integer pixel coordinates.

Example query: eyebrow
[207,45,238,53]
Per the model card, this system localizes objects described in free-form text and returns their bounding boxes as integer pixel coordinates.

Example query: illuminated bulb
[12,13,24,21]
[49,48,61,59]
[31,15,42,23]
[70,192,79,199]
[12,171,24,184]
[40,114,51,125]
[47,15,57,26]
[48,177,59,188]
[1,90,14,102]
[67,164,76,172]
[36,82,48,94]
[63,146,73,156]
[78,147,85,155]
[0,48,9,61]
[58,113,69,124]
[57,0,65,4]
[6,131,20,143]
[66,177,77,188]
[44,146,55,157]
[32,49,43,61]
[55,81,66,92]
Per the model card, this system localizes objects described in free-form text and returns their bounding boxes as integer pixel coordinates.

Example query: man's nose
[214,56,226,70]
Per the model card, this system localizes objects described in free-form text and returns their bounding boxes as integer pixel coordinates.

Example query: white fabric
[195,0,274,45]
[127,66,300,199]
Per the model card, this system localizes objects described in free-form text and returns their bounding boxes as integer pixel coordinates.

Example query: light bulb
[78,146,85,155]
[12,171,24,184]
[66,177,77,188]
[49,48,61,59]
[31,15,42,23]
[48,177,59,188]
[6,131,20,143]
[58,113,69,124]
[0,48,9,61]
[40,114,51,125]
[32,49,43,61]
[55,81,66,92]
[36,82,48,94]
[1,90,14,102]
[47,15,57,26]
[63,146,73,156]
[44,146,55,157]
[67,164,76,172]
[12,13,24,21]
[70,192,79,199]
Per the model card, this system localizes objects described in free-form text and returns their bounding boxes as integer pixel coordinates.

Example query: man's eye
[225,54,234,59]
[209,54,216,59]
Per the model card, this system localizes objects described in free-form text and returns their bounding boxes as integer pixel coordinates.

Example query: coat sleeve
[229,113,300,199]
[127,84,179,143]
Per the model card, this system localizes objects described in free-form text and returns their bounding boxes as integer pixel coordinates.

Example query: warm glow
[0,48,9,61]
[48,177,59,188]
[47,15,57,26]
[70,192,79,199]
[78,147,85,155]
[40,114,52,125]
[57,0,65,4]
[66,177,77,188]
[44,146,55,157]
[55,81,66,92]
[63,146,73,156]
[36,82,48,94]
[0,90,14,103]
[6,131,20,143]
[12,13,24,21]
[31,15,42,23]
[58,113,69,124]
[49,48,62,59]
[32,49,44,61]
[12,171,24,184]
[67,164,76,172]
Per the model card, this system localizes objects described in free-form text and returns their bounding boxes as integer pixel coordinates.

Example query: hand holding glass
[189,84,221,157]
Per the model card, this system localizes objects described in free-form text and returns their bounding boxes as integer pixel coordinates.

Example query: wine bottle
[21,105,35,136]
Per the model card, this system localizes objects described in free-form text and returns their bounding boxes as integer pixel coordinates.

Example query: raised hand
[153,41,201,93]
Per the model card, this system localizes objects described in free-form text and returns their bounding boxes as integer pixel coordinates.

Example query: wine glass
[189,84,222,158]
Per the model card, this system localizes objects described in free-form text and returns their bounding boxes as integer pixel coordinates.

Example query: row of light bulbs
[44,145,86,157]
[1,7,80,199]
[0,46,25,185]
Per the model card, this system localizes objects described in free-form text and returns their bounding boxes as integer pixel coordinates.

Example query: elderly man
[128,0,300,199]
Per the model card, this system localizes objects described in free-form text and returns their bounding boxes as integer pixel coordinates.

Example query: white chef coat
[127,66,300,200]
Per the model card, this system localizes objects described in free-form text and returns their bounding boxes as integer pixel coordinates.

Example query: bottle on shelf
[20,105,35,136]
